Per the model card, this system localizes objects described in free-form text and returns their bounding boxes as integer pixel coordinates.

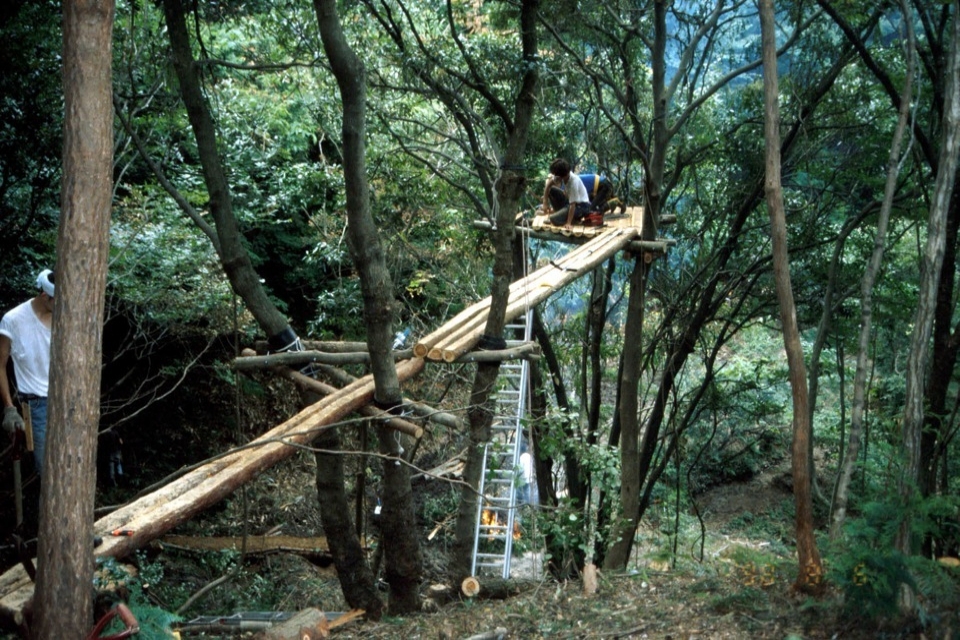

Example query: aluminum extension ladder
[470,309,532,578]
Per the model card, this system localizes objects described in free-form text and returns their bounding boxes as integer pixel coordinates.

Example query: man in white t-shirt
[542,158,592,228]
[1,269,54,474]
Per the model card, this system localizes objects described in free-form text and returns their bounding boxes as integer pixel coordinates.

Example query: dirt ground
[4,441,957,639]
[157,451,958,640]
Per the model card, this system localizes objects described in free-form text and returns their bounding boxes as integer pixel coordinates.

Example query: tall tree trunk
[807,207,874,505]
[760,0,823,593]
[897,0,960,598]
[602,256,646,569]
[830,0,915,540]
[313,424,383,619]
[603,49,845,566]
[586,258,615,445]
[34,0,114,634]
[160,0,290,339]
[449,0,540,581]
[161,0,381,612]
[920,181,960,556]
[313,0,421,613]
[602,0,668,571]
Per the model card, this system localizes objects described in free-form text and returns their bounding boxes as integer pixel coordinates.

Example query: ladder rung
[480,536,509,543]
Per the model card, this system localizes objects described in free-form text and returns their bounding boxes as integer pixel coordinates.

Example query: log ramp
[0,220,643,623]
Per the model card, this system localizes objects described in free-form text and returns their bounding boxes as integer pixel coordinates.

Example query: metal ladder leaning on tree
[470,308,533,579]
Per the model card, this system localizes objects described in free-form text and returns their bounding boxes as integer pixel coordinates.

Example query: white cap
[36,269,54,298]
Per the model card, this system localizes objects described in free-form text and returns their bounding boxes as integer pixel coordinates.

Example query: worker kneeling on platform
[542,158,616,228]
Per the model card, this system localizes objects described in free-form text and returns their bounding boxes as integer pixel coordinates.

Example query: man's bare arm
[0,335,15,408]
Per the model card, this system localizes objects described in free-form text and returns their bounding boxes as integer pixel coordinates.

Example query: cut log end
[413,343,429,358]
[461,576,481,598]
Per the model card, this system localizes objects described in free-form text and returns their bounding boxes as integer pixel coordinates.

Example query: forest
[1,0,960,638]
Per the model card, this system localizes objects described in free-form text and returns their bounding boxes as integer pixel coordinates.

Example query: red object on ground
[87,603,140,640]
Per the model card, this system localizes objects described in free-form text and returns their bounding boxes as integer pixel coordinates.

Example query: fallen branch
[463,627,508,640]
[452,342,540,363]
[233,348,414,370]
[159,535,338,565]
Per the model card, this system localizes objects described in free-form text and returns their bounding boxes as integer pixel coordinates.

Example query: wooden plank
[417,228,638,361]
[434,229,640,361]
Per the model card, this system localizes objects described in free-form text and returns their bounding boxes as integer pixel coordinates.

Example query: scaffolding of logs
[0,220,651,623]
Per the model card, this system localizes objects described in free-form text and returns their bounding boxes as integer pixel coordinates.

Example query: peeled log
[458,577,538,600]
[415,227,638,359]
[431,229,639,361]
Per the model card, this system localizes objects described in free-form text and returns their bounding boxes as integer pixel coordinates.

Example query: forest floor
[2,403,957,639]
[149,450,958,640]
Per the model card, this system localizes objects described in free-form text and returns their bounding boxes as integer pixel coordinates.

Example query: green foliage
[532,496,590,573]
[95,553,180,639]
[826,497,960,622]
[0,0,62,303]
[110,195,239,333]
[421,486,460,545]
[828,544,914,620]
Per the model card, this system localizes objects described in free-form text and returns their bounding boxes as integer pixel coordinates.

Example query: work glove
[3,406,24,438]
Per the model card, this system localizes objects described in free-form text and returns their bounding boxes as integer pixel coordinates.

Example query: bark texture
[897,1,960,568]
[34,0,114,635]
[313,425,383,619]
[830,0,915,540]
[759,0,823,593]
[160,0,290,337]
[313,0,421,613]
[602,257,646,569]
[449,0,540,581]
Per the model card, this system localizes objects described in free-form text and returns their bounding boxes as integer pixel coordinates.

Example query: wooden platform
[529,205,645,238]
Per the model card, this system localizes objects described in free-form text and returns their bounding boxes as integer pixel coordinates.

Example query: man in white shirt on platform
[542,158,592,229]
[1,268,55,474]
